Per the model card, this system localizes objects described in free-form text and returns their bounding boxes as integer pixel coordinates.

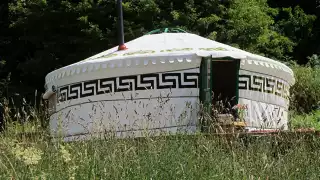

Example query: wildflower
[40,172,47,180]
[261,153,268,163]
[60,145,72,163]
[232,104,248,110]
[68,165,78,180]
[232,103,248,122]
[12,146,43,165]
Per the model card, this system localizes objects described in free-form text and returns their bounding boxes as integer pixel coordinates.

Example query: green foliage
[275,6,316,43]
[290,110,320,130]
[273,6,317,62]
[223,0,275,48]
[217,0,293,60]
[5,0,115,96]
[307,54,320,68]
[290,64,320,113]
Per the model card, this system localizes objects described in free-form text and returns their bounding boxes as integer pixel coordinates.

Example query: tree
[274,6,317,63]
[7,0,114,99]
[218,0,295,61]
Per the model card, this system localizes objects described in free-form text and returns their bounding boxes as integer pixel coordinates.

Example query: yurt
[43,1,295,141]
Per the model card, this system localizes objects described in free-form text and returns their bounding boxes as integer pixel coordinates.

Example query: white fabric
[238,98,288,130]
[81,33,294,78]
[50,96,199,139]
[43,54,202,99]
[238,70,290,109]
[44,33,295,100]
[237,69,289,129]
[49,68,200,139]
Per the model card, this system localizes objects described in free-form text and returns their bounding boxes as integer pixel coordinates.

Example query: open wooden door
[200,57,212,115]
[199,57,212,132]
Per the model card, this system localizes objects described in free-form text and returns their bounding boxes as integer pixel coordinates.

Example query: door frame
[199,56,241,116]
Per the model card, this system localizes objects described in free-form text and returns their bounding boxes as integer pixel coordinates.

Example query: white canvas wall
[238,69,290,130]
[49,68,200,141]
[238,98,288,130]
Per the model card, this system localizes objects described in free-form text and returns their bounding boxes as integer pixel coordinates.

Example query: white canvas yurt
[43,1,295,141]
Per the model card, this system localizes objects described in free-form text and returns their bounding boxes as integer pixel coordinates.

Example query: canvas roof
[43,32,295,99]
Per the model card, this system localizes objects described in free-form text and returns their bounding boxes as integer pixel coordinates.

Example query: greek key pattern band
[58,72,199,103]
[238,74,290,100]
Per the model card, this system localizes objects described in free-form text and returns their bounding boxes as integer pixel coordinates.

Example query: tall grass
[0,101,320,179]
[1,127,320,179]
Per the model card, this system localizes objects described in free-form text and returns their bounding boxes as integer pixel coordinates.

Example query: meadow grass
[0,95,319,179]
[1,123,320,180]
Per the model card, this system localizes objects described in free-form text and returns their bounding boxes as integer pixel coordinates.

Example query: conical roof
[43,32,295,99]
[79,32,285,65]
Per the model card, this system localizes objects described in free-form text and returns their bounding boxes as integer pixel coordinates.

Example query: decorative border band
[238,74,290,100]
[57,72,199,103]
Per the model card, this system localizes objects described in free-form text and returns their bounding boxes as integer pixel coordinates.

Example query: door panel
[200,57,212,115]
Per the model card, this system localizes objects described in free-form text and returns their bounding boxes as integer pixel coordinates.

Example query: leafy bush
[289,110,320,130]
[289,62,320,113]
[307,54,320,69]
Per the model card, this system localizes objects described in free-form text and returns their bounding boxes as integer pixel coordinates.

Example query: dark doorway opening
[199,57,240,132]
[211,59,239,113]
